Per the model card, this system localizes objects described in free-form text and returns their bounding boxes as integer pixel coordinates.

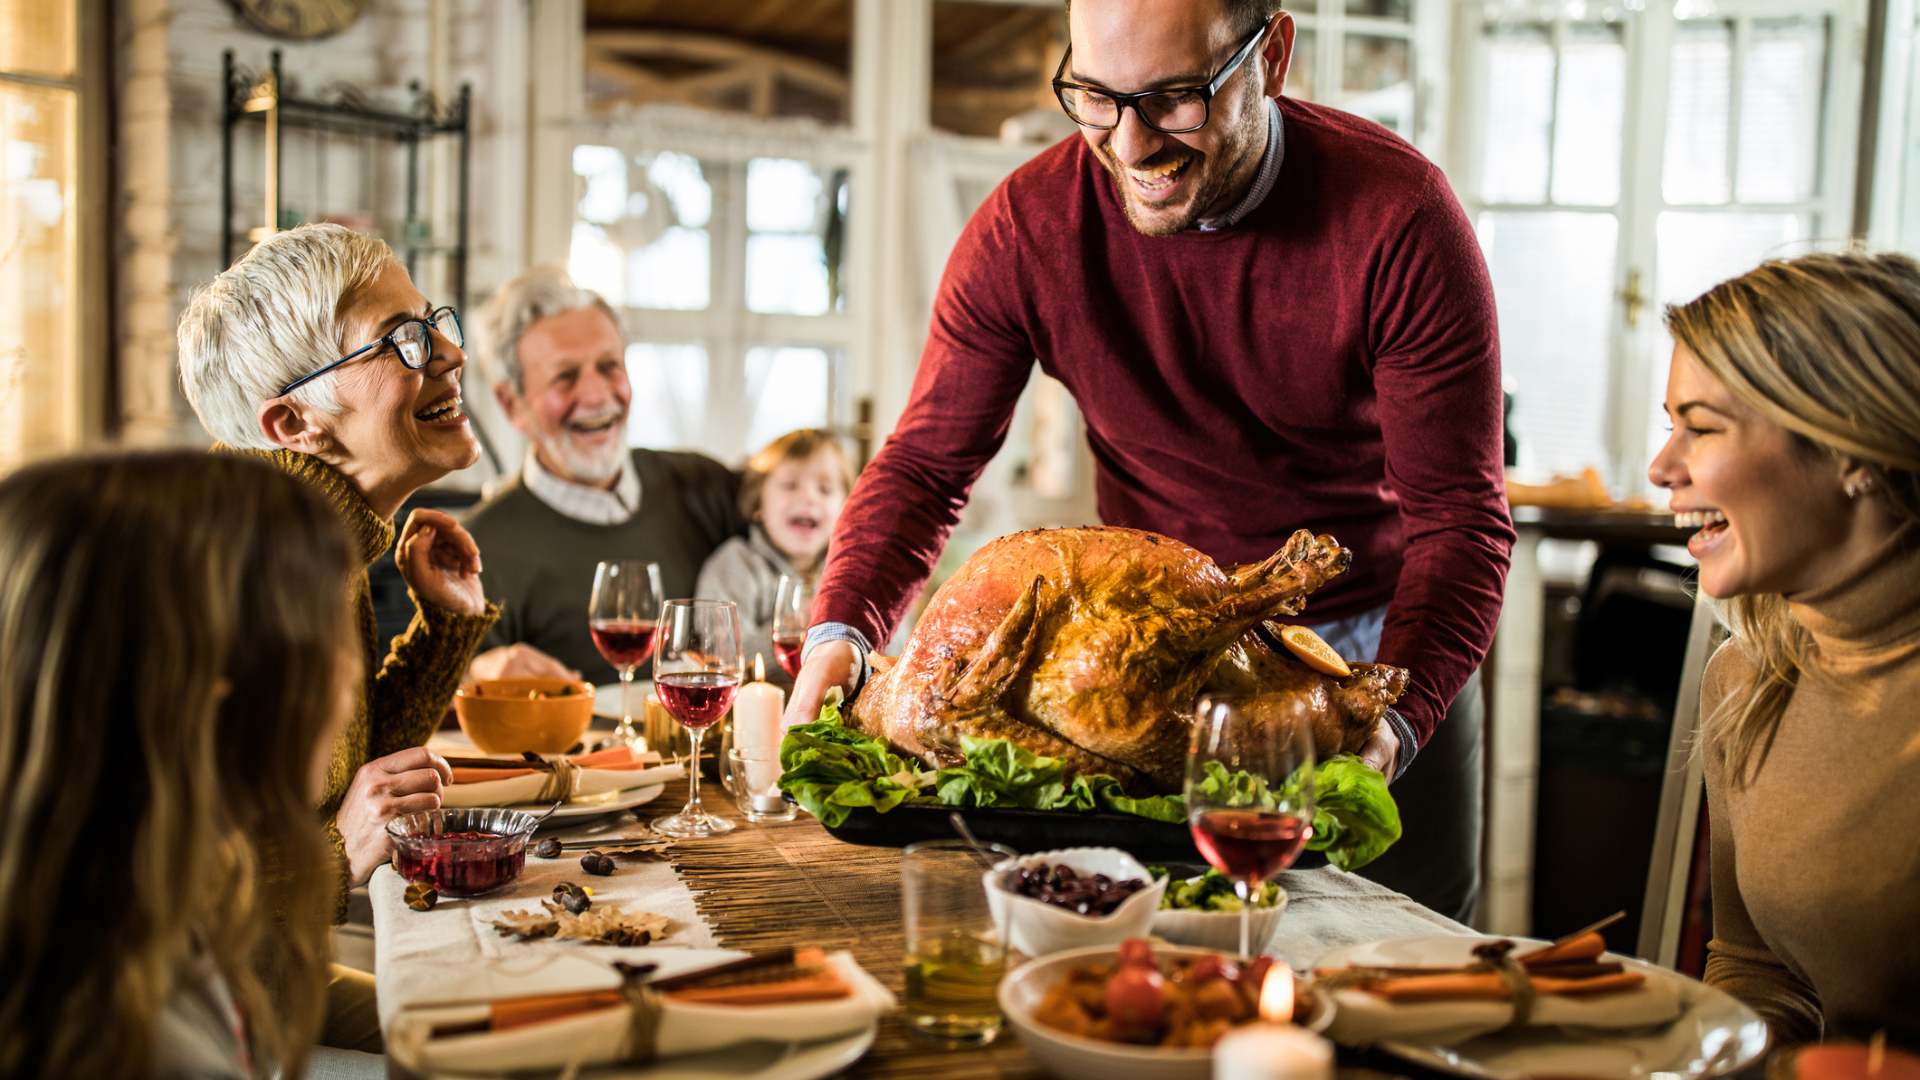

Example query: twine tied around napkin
[615,962,666,1063]
[1468,940,1536,1029]
[534,756,584,803]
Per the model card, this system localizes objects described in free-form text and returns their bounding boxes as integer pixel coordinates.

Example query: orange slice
[1279,625,1352,678]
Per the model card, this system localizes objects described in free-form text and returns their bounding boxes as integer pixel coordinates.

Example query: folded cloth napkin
[388,951,894,1074]
[442,747,685,807]
[1320,938,1687,1047]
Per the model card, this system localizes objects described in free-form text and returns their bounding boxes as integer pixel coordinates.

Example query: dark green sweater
[465,449,745,683]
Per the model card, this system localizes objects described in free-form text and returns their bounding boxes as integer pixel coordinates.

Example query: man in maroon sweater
[787,0,1512,920]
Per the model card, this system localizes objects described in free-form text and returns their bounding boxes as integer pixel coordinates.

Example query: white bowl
[1151,885,1289,954]
[984,848,1167,957]
[998,944,1331,1080]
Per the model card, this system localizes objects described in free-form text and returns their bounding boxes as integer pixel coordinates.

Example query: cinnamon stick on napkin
[483,948,851,1032]
[1330,933,1644,1002]
[448,746,660,785]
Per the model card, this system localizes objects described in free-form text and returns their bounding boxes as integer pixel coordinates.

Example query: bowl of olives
[985,848,1167,957]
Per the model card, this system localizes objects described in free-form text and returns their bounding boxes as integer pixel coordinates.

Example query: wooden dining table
[371,773,1477,1080]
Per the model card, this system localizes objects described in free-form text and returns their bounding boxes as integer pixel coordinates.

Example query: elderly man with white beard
[463,264,744,684]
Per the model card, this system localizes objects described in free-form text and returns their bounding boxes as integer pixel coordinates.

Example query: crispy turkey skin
[846,526,1408,793]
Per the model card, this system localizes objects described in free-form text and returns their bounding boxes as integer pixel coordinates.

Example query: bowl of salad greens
[1149,869,1288,954]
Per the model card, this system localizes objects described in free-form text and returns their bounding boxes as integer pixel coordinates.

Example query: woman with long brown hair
[1650,251,1920,1044]
[0,452,358,1077]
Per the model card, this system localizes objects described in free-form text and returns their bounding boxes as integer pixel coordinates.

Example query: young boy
[695,429,852,687]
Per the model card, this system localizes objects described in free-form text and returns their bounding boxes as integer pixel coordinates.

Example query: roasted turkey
[847,526,1408,793]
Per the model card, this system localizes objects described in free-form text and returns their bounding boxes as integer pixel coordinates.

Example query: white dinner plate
[594,681,651,720]
[513,782,665,820]
[412,1022,876,1080]
[604,1024,877,1080]
[1313,936,1768,1080]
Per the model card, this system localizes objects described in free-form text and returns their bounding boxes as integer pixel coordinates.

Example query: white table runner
[371,813,721,1032]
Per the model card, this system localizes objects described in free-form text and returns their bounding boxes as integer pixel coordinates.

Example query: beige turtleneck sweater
[1700,525,1920,1045]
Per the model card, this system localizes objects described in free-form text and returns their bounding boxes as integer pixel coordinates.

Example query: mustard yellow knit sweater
[240,449,497,917]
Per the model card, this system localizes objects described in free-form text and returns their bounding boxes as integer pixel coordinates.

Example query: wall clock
[230,0,372,41]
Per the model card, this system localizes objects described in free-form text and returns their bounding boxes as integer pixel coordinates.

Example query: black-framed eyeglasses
[279,306,464,397]
[1052,23,1269,134]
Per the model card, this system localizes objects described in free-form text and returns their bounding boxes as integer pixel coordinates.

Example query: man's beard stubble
[537,410,629,485]
[1097,87,1269,237]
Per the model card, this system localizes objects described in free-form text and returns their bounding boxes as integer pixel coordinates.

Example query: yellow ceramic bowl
[454,678,596,755]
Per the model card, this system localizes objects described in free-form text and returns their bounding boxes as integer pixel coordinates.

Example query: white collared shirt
[521,447,643,525]
[1196,97,1286,232]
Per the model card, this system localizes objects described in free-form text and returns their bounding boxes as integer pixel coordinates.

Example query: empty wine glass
[771,574,813,677]
[652,598,743,838]
[588,561,663,749]
[1186,696,1315,958]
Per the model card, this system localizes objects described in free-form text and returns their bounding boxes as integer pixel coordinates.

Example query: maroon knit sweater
[816,98,1514,744]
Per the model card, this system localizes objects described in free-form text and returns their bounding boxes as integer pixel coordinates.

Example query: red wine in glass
[591,619,658,669]
[1191,809,1310,882]
[654,671,741,730]
[1185,696,1315,958]
[652,598,743,838]
[589,561,664,749]
[771,632,807,677]
[772,575,812,677]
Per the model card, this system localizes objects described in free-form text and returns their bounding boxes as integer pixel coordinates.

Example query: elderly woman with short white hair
[177,224,497,924]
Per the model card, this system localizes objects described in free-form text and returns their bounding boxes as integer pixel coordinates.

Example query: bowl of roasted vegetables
[999,939,1328,1080]
[1150,868,1288,955]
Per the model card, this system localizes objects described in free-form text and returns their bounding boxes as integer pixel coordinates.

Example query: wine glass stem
[685,728,705,817]
[616,668,638,745]
[1237,879,1252,959]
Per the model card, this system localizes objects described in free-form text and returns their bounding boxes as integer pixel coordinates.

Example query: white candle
[1212,1024,1334,1080]
[733,654,785,751]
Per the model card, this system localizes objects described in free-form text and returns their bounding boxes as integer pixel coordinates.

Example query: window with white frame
[569,139,852,465]
[1459,0,1859,495]
[1289,0,1419,136]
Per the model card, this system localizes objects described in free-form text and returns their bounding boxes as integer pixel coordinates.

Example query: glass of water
[900,839,1015,1044]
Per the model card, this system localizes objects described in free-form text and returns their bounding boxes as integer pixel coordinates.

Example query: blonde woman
[1649,251,1920,1045]
[0,452,355,1078]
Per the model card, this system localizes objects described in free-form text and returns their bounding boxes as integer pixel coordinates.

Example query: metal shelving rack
[221,50,500,473]
[220,49,473,312]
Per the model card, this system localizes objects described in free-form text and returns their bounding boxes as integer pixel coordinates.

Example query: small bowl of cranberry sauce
[386,807,537,898]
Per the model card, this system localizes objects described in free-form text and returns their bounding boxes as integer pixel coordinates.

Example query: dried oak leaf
[490,900,670,947]
[489,902,562,940]
[552,904,671,947]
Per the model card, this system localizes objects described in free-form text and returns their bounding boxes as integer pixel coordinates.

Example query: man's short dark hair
[1063,0,1280,40]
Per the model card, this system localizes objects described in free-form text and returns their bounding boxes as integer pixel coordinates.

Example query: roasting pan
[817,801,1328,869]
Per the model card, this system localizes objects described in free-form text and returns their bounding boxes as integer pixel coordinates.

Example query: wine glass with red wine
[589,561,664,749]
[651,598,743,837]
[1185,695,1315,958]
[771,574,813,677]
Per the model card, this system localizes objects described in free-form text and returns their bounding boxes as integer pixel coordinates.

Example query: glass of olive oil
[901,838,1016,1043]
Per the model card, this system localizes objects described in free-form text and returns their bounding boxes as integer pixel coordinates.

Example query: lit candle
[1212,1023,1334,1080]
[733,655,785,751]
[1257,965,1296,1023]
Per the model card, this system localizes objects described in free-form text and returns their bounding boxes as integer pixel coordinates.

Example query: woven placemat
[644,779,1046,1080]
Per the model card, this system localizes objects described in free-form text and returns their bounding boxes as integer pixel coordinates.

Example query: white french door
[1456,0,1863,498]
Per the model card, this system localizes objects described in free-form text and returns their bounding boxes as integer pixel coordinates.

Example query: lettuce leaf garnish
[775,700,1400,869]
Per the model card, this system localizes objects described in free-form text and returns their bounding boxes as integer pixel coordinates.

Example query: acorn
[534,837,563,859]
[404,881,438,911]
[552,882,591,914]
[580,851,616,876]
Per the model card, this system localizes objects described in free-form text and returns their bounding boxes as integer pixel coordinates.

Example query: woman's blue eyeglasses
[278,306,464,397]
